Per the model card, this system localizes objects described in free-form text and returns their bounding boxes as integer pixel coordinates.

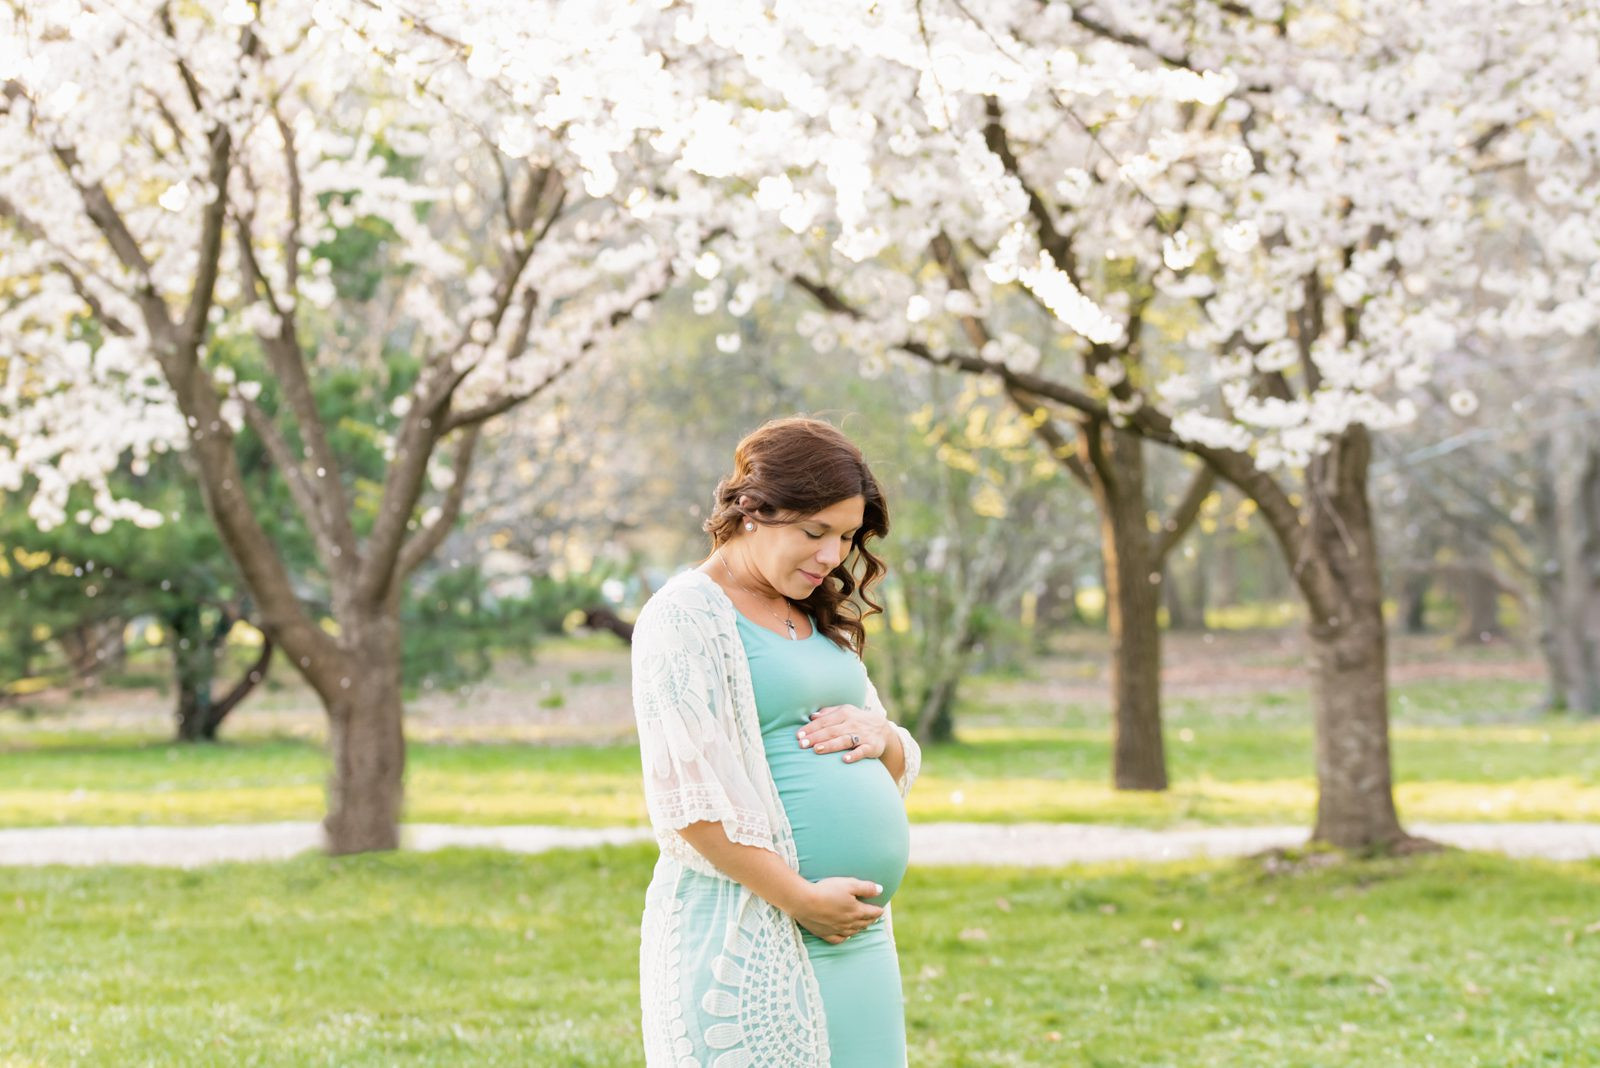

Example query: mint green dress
[733,610,911,1066]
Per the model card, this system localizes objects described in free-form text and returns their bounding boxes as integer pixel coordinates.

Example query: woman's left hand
[798,704,891,763]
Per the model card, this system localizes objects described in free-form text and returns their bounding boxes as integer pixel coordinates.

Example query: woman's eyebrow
[806,520,862,532]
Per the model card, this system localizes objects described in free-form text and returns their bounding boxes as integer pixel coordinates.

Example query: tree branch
[982,96,1081,286]
[179,120,232,350]
[1151,463,1217,564]
[272,106,304,297]
[0,194,135,336]
[793,272,1112,418]
[1008,389,1092,486]
[232,207,360,565]
[397,424,482,579]
[236,392,346,567]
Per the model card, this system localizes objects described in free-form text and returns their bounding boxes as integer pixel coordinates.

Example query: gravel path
[1,821,1597,868]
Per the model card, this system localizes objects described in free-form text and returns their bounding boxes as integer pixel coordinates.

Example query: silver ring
[850,733,860,747]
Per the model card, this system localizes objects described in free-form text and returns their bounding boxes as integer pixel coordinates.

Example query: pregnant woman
[633,417,921,1066]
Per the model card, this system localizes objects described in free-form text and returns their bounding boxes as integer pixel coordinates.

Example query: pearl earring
[744,521,755,531]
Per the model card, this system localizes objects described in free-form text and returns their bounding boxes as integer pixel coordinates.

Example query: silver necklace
[717,549,798,639]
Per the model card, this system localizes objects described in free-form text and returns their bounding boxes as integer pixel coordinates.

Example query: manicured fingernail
[810,711,821,718]
[797,730,807,739]
[800,739,811,748]
[875,884,883,895]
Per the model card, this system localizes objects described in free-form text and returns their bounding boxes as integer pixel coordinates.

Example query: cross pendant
[785,619,798,640]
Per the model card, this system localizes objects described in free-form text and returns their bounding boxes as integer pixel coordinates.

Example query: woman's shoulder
[635,568,733,636]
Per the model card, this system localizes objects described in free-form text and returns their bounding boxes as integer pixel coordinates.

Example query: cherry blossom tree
[635,0,1599,848]
[1436,72,1600,714]
[0,0,700,852]
[1375,339,1600,713]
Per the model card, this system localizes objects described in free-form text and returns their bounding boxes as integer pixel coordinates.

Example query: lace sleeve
[632,599,777,852]
[864,673,921,799]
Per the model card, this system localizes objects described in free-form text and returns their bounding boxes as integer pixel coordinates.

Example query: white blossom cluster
[617,0,1600,476]
[0,0,699,530]
[6,0,1598,528]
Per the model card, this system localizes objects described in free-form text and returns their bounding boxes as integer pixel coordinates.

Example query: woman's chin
[792,570,828,594]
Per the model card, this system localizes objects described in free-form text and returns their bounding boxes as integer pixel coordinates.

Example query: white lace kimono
[632,568,922,1067]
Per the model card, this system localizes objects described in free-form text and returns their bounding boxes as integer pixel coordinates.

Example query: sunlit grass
[1,845,1596,1065]
[962,678,1550,729]
[1,714,1597,829]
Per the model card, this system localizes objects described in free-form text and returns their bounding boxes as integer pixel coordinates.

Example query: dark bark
[1533,435,1600,714]
[1307,582,1405,847]
[908,592,984,746]
[584,605,635,643]
[1082,420,1168,791]
[1163,555,1202,630]
[914,676,958,745]
[1032,574,1079,635]
[1298,429,1409,849]
[1399,568,1432,634]
[1157,469,1216,632]
[323,607,407,854]
[1452,537,1505,645]
[171,603,217,741]
[194,635,274,741]
[172,600,272,742]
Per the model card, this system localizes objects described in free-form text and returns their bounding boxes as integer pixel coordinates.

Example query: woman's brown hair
[704,416,889,654]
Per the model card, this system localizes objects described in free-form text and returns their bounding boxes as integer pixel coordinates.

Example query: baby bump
[767,748,910,908]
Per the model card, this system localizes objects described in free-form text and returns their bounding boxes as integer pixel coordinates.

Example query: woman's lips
[800,569,825,585]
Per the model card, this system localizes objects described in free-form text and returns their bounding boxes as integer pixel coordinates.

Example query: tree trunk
[1162,544,1210,631]
[1394,523,1441,636]
[1533,432,1600,714]
[323,608,407,854]
[1030,577,1064,652]
[914,676,957,745]
[585,605,635,644]
[1454,569,1504,645]
[1301,430,1409,849]
[197,634,274,740]
[1083,421,1167,791]
[913,612,982,746]
[1399,568,1431,634]
[1534,569,1576,712]
[1162,557,1196,630]
[57,619,124,682]
[1307,589,1405,847]
[171,604,218,742]
[1213,535,1239,608]
[1187,532,1213,629]
[1453,536,1505,645]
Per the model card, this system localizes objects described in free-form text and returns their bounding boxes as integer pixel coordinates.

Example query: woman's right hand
[792,877,885,944]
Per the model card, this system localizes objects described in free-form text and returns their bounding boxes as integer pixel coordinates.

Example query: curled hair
[704,416,889,654]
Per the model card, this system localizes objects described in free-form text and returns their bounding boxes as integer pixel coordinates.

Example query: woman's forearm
[879,724,906,784]
[677,820,814,916]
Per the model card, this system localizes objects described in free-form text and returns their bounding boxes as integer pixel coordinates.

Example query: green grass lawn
[2,845,1596,1066]
[2,680,1597,828]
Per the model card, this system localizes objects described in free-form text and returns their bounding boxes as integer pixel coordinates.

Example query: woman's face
[739,494,866,600]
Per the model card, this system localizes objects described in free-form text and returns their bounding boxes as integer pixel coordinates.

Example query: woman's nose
[816,541,842,567]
